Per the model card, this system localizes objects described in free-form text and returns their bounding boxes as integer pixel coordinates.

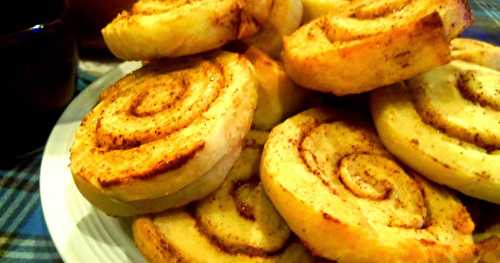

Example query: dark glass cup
[1,0,77,160]
[68,0,136,52]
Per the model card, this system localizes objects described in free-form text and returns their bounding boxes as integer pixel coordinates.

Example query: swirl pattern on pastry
[371,40,500,204]
[243,0,303,57]
[282,0,472,95]
[70,52,258,216]
[244,47,307,131]
[451,38,500,70]
[261,108,476,262]
[133,131,313,263]
[102,0,273,60]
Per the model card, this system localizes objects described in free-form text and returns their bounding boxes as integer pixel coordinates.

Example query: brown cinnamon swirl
[451,38,500,70]
[102,0,273,60]
[133,131,313,262]
[371,39,500,204]
[70,52,258,216]
[282,0,472,95]
[261,108,477,262]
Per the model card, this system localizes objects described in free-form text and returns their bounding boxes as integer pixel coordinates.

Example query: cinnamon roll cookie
[245,47,307,131]
[70,52,258,216]
[451,38,500,70]
[243,0,303,57]
[261,108,476,262]
[133,131,313,263]
[282,0,472,95]
[102,0,273,60]
[371,39,500,204]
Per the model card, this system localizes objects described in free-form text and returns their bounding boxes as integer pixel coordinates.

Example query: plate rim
[40,61,143,263]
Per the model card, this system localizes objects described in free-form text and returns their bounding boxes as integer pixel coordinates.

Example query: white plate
[40,61,147,263]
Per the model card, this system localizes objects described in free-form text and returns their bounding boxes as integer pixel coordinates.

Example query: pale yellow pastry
[301,0,351,23]
[70,52,258,216]
[261,107,477,262]
[133,131,313,263]
[245,47,307,131]
[371,40,500,204]
[102,0,273,60]
[282,0,472,95]
[452,38,500,70]
[243,0,303,57]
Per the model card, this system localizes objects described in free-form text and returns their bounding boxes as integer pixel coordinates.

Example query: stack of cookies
[69,0,500,262]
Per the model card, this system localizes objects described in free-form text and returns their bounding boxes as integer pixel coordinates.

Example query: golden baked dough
[74,149,241,217]
[282,0,472,95]
[301,0,351,23]
[261,108,476,262]
[371,41,500,204]
[133,131,313,263]
[245,47,307,131]
[243,0,303,57]
[452,38,500,70]
[70,52,258,216]
[102,0,273,60]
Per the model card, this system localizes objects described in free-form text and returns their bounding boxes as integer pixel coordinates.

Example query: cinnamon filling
[187,205,293,257]
[297,118,429,229]
[411,67,500,151]
[95,60,224,151]
[229,175,260,221]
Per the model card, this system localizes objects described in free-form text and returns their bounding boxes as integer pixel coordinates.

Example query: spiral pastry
[243,0,303,57]
[133,131,313,263]
[282,0,472,95]
[70,52,258,217]
[260,108,477,262]
[102,0,273,60]
[371,40,500,204]
[244,47,307,131]
[451,38,500,70]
